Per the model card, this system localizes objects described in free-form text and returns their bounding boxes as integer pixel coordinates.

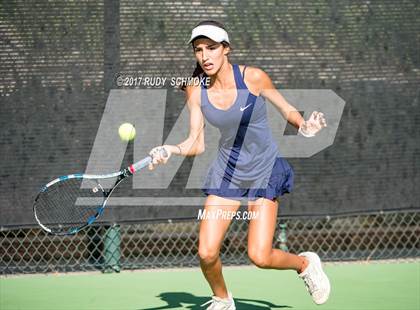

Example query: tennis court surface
[1,261,418,310]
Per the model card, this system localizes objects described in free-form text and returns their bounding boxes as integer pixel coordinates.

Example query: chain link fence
[1,210,418,275]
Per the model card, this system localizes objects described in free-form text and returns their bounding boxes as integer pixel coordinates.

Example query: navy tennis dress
[200,64,294,201]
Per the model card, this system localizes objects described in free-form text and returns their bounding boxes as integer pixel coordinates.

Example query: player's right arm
[175,84,206,156]
[148,84,205,170]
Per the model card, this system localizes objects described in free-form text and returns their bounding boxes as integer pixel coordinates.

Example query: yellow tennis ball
[118,123,136,141]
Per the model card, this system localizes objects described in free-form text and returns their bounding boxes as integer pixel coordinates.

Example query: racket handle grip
[128,156,152,174]
[127,147,168,174]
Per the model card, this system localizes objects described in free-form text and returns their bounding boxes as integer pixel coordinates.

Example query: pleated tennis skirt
[202,156,294,201]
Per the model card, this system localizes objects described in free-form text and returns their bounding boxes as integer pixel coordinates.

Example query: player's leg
[247,197,308,271]
[247,197,331,305]
[198,194,241,299]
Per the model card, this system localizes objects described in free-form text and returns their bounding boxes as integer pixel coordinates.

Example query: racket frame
[33,155,154,235]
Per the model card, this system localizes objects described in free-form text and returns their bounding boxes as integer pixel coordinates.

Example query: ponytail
[192,61,204,78]
[180,62,204,91]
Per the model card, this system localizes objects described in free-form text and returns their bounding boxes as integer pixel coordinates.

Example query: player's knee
[248,249,271,269]
[198,247,219,264]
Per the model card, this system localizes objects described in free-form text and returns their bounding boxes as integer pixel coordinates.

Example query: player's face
[193,38,230,76]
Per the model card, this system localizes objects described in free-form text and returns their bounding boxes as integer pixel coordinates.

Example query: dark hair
[180,20,231,91]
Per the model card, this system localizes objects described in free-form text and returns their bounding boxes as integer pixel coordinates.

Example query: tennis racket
[33,148,167,235]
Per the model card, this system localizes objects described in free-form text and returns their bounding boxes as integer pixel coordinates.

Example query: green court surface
[1,262,419,310]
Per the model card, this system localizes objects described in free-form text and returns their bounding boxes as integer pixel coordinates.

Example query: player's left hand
[148,145,171,170]
[298,111,327,137]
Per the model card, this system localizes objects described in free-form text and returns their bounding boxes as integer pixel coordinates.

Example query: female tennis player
[149,20,330,309]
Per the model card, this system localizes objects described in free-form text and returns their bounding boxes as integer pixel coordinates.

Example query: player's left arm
[245,67,327,136]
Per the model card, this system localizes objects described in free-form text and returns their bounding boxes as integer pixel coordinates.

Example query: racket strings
[34,178,105,234]
[59,182,94,222]
[37,184,85,226]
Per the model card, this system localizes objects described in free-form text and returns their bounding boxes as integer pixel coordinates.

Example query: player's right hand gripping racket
[33,148,167,235]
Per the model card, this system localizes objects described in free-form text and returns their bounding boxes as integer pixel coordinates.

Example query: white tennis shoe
[298,252,331,305]
[201,291,236,309]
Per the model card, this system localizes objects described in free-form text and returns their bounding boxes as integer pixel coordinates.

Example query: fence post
[278,223,289,252]
[103,224,121,273]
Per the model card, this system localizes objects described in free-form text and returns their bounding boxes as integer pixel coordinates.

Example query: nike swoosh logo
[240,104,252,111]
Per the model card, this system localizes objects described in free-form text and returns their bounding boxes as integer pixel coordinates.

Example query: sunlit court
[1,262,419,309]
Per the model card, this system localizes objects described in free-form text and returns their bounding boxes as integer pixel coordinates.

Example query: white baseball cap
[188,24,230,44]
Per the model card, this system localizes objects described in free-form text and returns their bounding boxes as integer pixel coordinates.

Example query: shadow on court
[139,292,292,309]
